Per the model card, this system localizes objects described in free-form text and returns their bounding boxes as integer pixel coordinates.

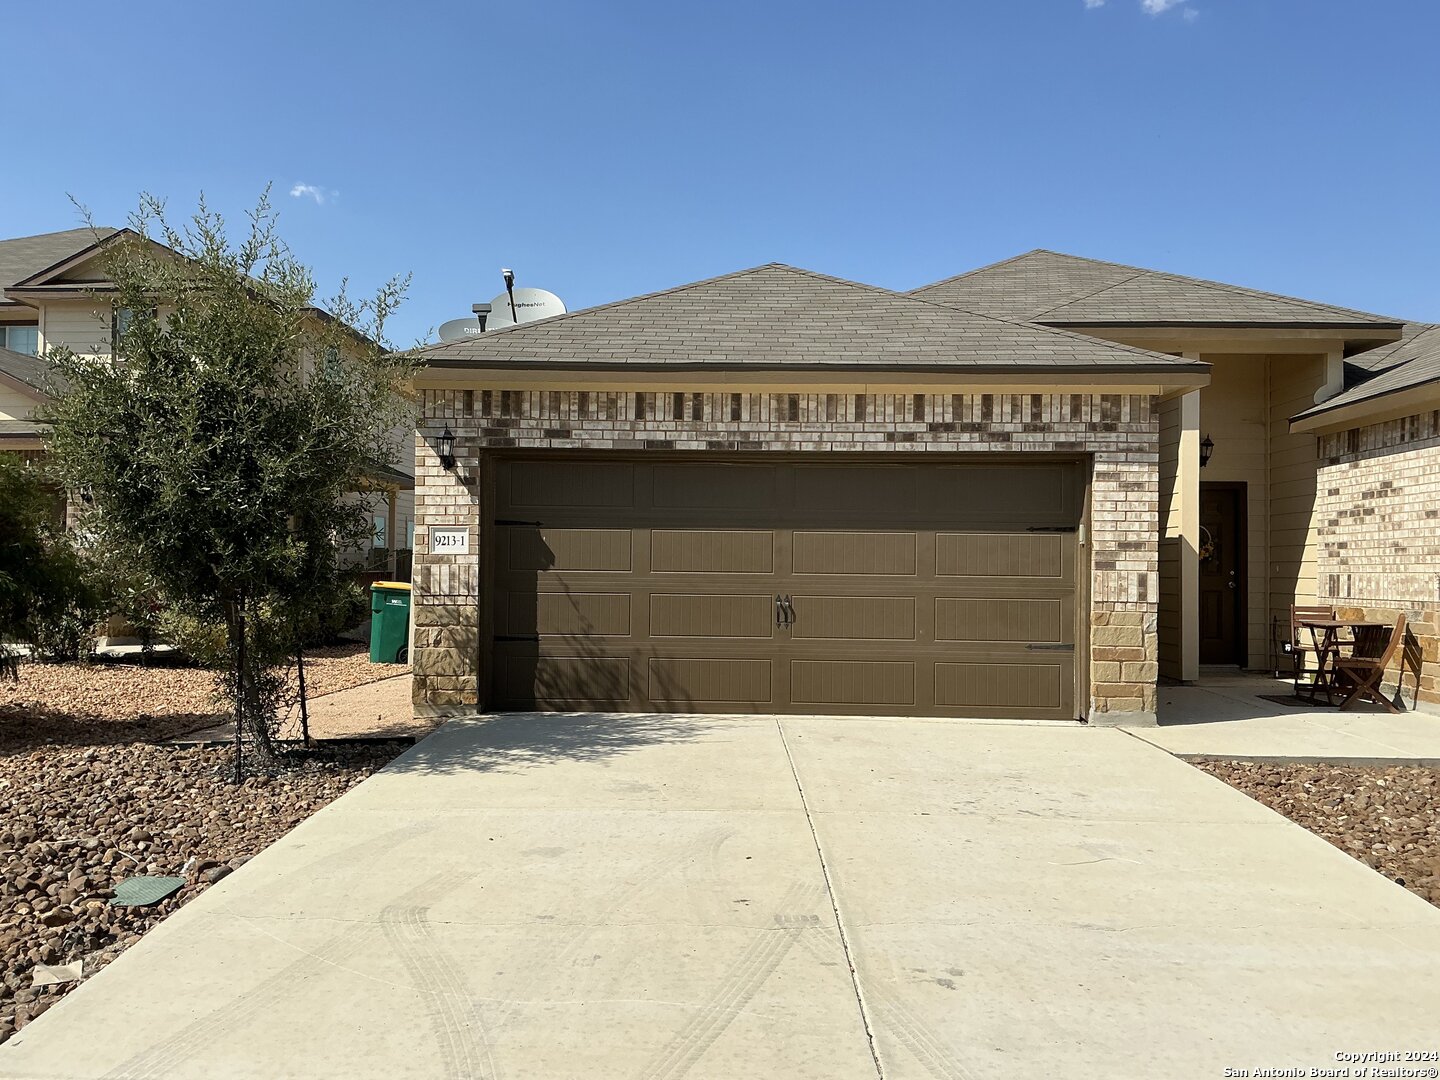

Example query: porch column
[1179,366,1202,682]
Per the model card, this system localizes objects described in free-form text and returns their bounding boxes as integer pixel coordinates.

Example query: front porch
[1129,671,1440,762]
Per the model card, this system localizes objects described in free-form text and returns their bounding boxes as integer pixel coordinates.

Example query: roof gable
[911,250,1400,328]
[419,263,1207,374]
[0,227,117,292]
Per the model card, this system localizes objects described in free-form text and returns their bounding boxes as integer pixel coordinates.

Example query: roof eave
[1290,380,1440,434]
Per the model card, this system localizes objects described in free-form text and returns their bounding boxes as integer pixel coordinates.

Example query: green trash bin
[369,581,412,664]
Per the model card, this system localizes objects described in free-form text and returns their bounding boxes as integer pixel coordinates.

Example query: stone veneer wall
[412,389,1161,719]
[1317,410,1440,707]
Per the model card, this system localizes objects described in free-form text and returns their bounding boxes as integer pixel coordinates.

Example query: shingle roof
[418,263,1208,374]
[1294,324,1440,421]
[0,345,64,397]
[911,250,1401,328]
[0,419,47,437]
[0,227,116,291]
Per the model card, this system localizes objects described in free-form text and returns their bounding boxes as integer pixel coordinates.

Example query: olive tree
[44,191,412,775]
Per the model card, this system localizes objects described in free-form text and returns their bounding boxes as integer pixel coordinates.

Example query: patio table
[1295,618,1388,706]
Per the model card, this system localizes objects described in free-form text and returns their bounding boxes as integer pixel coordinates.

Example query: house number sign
[430,527,470,555]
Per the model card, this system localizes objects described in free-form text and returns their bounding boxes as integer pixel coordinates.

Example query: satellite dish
[485,287,566,329]
[438,317,487,343]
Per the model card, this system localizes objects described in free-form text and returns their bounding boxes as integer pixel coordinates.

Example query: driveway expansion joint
[774,717,886,1080]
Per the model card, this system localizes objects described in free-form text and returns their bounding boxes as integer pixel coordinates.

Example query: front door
[1198,483,1245,665]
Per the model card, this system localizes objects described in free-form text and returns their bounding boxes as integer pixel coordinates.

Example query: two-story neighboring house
[0,227,415,578]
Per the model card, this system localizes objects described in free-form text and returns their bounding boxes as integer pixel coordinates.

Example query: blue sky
[5,1,1438,345]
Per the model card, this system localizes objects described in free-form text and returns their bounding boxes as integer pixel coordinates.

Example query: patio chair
[1397,627,1424,711]
[1288,604,1336,701]
[1334,612,1407,713]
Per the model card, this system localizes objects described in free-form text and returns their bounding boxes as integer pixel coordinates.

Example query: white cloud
[1084,0,1105,8]
[289,183,334,205]
[1141,0,1181,11]
[1183,7,1199,19]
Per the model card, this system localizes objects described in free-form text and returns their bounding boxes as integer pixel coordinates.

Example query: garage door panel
[934,661,1066,710]
[504,592,632,638]
[651,594,774,639]
[499,655,630,705]
[492,457,1082,720]
[652,530,773,574]
[792,660,916,707]
[793,532,917,576]
[507,528,632,573]
[927,465,1077,523]
[789,595,915,641]
[653,464,777,509]
[935,597,1067,644]
[648,658,773,705]
[794,465,918,515]
[935,533,1069,579]
[506,461,635,509]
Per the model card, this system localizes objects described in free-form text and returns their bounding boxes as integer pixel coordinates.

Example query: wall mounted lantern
[438,426,456,470]
[1199,434,1214,468]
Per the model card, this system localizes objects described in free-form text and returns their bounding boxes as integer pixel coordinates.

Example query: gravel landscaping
[0,643,409,748]
[1195,760,1440,908]
[0,737,408,1044]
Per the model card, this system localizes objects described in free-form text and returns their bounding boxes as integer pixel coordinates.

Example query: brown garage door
[491,456,1081,719]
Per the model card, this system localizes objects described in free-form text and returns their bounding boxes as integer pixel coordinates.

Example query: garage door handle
[775,595,785,627]
[496,518,543,526]
[1026,643,1074,651]
[1026,526,1077,533]
[783,596,796,627]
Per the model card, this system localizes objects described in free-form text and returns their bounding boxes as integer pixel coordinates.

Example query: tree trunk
[232,597,245,785]
[295,645,311,748]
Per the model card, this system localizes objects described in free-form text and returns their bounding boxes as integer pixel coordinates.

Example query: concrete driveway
[4,715,1440,1080]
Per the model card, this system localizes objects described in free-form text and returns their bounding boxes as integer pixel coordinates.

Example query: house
[0,227,416,579]
[405,252,1438,722]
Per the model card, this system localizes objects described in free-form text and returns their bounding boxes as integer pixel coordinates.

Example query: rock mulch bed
[0,643,408,749]
[1194,760,1440,908]
[0,738,407,1044]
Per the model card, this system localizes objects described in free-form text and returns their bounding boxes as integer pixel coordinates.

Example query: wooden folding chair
[1334,612,1407,712]
[1288,604,1336,701]
[1397,627,1424,712]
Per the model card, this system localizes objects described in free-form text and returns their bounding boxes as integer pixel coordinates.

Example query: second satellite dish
[486,287,566,329]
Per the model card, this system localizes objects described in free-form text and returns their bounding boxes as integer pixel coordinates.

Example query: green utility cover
[109,876,185,906]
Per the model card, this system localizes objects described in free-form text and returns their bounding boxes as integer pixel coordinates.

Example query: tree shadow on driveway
[383,711,730,777]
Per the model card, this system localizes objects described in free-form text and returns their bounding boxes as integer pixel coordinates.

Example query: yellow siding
[1157,397,1182,679]
[1268,355,1324,631]
[1199,355,1269,666]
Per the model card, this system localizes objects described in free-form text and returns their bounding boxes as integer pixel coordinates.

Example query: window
[372,514,387,550]
[111,307,155,356]
[0,324,39,356]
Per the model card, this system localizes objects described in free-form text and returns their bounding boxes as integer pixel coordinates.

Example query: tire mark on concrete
[486,825,736,1036]
[794,927,977,1080]
[381,893,500,1080]
[103,867,467,1080]
[638,882,824,1080]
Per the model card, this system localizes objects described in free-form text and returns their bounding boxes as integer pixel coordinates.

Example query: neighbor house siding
[0,384,41,421]
[1316,411,1440,708]
[38,300,111,359]
[411,389,1161,720]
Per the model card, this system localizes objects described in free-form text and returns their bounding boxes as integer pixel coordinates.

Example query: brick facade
[412,389,1161,720]
[1317,410,1440,706]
